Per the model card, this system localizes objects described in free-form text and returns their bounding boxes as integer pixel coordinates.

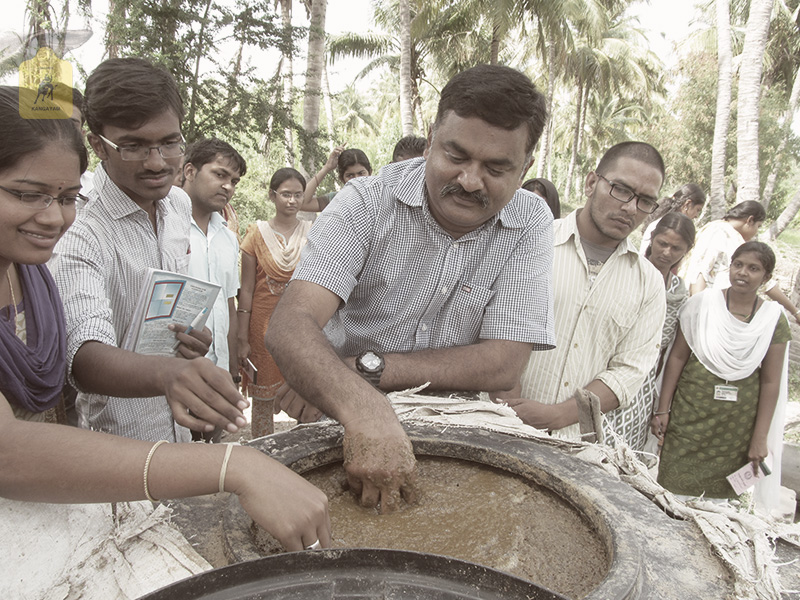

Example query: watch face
[362,351,381,371]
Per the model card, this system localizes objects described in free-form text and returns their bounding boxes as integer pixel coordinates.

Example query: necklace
[725,289,758,323]
[6,267,18,322]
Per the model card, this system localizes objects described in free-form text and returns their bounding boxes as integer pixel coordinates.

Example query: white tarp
[1,499,210,600]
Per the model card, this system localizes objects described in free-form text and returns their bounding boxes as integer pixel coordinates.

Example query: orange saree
[240,220,311,389]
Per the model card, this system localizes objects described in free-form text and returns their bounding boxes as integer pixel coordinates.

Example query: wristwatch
[356,350,385,386]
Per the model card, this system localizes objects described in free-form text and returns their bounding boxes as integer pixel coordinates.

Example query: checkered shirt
[293,158,555,357]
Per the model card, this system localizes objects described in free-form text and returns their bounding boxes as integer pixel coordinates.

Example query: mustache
[440,183,489,209]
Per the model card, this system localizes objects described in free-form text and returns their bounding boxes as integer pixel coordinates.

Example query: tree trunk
[302,0,328,173]
[709,0,733,219]
[323,62,336,145]
[736,0,775,205]
[575,85,589,201]
[766,188,800,240]
[106,0,127,58]
[761,64,800,211]
[536,35,556,179]
[186,0,214,139]
[399,0,414,135]
[280,0,295,166]
[490,20,500,65]
[563,77,584,207]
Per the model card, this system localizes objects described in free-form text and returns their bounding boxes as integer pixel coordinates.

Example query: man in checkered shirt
[266,64,556,513]
[51,58,248,443]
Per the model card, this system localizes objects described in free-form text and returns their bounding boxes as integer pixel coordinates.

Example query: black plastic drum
[139,548,569,600]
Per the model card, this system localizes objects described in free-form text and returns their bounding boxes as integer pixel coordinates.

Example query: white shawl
[680,289,782,382]
[256,219,311,272]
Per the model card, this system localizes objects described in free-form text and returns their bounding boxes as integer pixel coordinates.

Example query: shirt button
[421,324,428,332]
[573,343,578,348]
[441,287,448,295]
[564,382,569,387]
[452,242,459,248]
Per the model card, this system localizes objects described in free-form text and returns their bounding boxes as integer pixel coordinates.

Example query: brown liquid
[253,457,608,599]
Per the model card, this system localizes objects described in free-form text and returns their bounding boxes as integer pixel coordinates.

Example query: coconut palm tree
[302,0,329,174]
[709,0,734,219]
[735,0,775,205]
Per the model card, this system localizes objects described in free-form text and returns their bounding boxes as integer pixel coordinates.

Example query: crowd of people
[1,55,798,572]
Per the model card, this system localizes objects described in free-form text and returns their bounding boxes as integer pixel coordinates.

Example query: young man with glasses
[181,138,246,441]
[51,58,249,443]
[496,141,667,444]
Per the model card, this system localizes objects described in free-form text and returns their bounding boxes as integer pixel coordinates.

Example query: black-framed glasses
[97,133,186,161]
[0,184,86,210]
[596,173,659,214]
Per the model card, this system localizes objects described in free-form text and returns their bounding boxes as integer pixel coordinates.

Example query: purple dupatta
[0,263,66,412]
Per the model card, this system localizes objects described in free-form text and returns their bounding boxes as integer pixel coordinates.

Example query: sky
[4,0,701,90]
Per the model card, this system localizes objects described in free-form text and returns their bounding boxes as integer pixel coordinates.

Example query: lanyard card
[714,385,738,402]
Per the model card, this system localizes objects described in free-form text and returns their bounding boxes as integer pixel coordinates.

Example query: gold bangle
[219,444,234,493]
[236,309,251,313]
[144,440,169,502]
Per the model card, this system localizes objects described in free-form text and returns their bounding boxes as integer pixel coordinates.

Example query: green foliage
[107,0,298,151]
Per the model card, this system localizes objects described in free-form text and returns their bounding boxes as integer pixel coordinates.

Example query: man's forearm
[265,297,391,427]
[377,339,533,393]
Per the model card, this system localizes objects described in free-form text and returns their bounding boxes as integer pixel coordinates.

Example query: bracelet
[652,410,670,416]
[237,309,251,314]
[219,444,234,493]
[144,440,169,502]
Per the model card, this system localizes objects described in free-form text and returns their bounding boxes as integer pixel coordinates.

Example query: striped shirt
[293,158,555,358]
[519,209,666,440]
[51,165,193,442]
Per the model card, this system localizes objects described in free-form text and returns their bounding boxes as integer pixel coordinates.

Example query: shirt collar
[556,208,639,257]
[91,164,183,221]
[389,158,529,231]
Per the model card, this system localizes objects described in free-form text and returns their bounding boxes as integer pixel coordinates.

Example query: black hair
[184,138,247,180]
[644,212,696,268]
[84,57,184,135]
[643,182,705,228]
[723,200,766,223]
[71,87,85,125]
[337,149,372,181]
[0,86,88,175]
[521,177,561,219]
[270,167,306,192]
[434,64,547,156]
[392,135,427,162]
[731,241,776,278]
[595,141,666,183]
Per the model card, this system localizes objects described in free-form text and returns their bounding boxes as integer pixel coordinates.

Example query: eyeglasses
[596,174,659,214]
[0,184,86,210]
[97,133,186,161]
[277,191,304,201]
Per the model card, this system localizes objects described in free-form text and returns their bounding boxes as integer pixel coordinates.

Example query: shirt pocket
[165,252,191,275]
[445,282,495,344]
[595,309,637,355]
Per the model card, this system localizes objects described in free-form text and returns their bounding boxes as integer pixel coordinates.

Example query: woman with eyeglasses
[237,168,312,393]
[0,86,330,554]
